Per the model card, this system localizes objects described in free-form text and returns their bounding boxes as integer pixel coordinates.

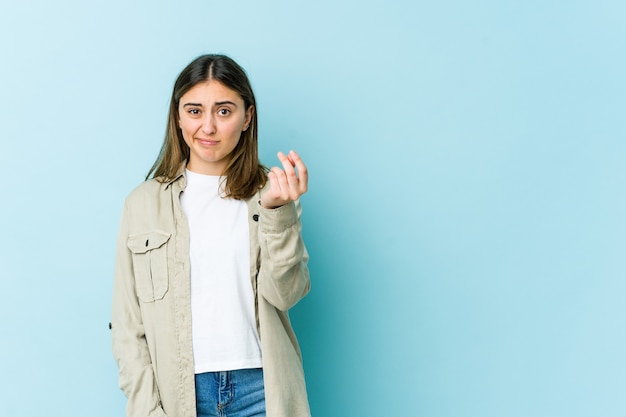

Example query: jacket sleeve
[257,199,311,311]
[111,201,168,417]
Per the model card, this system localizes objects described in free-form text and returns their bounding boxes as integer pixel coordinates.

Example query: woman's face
[178,80,253,175]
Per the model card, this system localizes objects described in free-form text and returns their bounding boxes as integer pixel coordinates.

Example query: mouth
[196,138,219,146]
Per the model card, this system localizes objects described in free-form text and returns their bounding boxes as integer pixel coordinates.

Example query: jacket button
[252,214,259,222]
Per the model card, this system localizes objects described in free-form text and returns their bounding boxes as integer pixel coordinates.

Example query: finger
[278,151,296,168]
[270,166,290,200]
[277,152,299,195]
[286,152,296,166]
[288,150,308,194]
[277,151,296,172]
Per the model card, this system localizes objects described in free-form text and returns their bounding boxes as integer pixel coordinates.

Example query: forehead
[180,80,243,105]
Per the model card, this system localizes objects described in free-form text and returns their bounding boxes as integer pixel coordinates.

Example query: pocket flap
[127,231,171,254]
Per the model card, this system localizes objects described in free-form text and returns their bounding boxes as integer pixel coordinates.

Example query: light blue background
[1,1,624,416]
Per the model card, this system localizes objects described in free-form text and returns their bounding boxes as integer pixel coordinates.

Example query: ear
[243,105,255,131]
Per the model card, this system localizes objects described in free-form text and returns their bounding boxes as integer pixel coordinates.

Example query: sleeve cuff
[257,200,298,233]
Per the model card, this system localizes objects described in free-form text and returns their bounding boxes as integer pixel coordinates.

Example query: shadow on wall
[289,190,391,416]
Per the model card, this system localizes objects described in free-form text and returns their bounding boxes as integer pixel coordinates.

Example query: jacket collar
[163,161,188,189]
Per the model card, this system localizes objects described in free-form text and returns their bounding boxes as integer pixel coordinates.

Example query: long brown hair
[147,54,267,200]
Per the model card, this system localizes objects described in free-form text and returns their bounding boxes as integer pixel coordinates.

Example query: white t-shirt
[180,170,262,373]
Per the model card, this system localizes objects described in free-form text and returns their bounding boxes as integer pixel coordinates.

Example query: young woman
[111,54,311,417]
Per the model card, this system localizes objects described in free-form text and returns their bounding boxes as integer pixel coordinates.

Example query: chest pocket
[127,231,171,302]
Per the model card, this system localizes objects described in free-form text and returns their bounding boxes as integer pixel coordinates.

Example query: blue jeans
[195,368,266,417]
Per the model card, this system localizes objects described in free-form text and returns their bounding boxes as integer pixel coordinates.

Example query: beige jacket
[111,167,311,417]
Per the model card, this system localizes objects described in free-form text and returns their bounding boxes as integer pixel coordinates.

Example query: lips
[196,138,219,146]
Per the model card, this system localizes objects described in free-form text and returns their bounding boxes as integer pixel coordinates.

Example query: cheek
[179,124,196,148]
[224,118,246,136]
[180,120,198,136]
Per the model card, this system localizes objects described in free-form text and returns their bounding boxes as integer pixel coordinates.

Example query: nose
[201,114,216,135]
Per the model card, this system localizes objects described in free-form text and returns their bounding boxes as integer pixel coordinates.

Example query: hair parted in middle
[147,54,268,200]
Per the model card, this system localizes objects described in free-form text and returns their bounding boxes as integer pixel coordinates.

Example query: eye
[188,108,201,115]
[218,108,231,116]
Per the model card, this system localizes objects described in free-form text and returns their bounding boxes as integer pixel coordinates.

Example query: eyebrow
[182,101,238,108]
[214,100,238,107]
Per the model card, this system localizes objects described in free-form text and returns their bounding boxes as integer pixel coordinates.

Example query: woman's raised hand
[261,150,308,209]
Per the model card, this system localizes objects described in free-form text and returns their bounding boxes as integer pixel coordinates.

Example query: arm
[257,150,311,310]
[111,202,167,417]
[257,200,311,311]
